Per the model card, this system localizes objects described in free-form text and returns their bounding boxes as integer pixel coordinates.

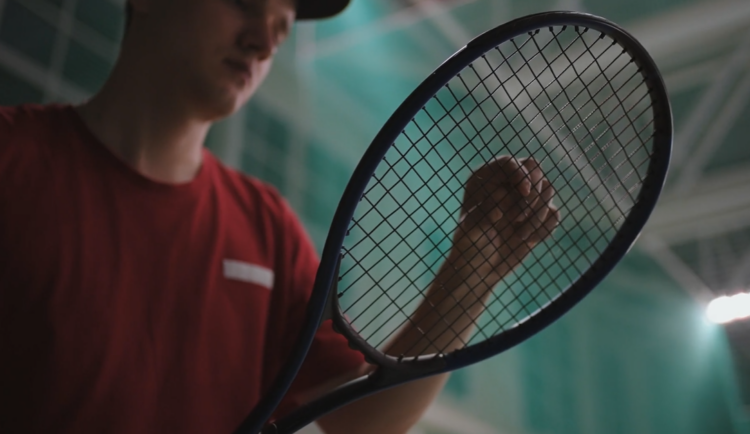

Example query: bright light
[706,292,750,324]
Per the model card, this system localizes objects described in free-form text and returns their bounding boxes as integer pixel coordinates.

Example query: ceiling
[252,0,750,302]
[260,0,750,408]
[0,0,746,429]
[40,1,748,297]
[16,0,748,311]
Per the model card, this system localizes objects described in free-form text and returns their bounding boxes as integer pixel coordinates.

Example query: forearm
[316,370,448,434]
[317,261,507,434]
[318,156,557,434]
[386,260,506,357]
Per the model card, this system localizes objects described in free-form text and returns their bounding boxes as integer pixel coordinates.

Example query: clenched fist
[443,156,560,293]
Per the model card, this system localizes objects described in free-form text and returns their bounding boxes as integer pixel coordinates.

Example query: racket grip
[261,375,375,434]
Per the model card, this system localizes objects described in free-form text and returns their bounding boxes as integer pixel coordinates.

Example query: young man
[0,0,558,433]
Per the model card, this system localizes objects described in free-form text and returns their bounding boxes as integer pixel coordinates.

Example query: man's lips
[224,59,252,79]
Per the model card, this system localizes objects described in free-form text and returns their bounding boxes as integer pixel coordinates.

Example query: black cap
[296,0,350,20]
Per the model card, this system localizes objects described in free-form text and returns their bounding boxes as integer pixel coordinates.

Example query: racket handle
[262,375,376,434]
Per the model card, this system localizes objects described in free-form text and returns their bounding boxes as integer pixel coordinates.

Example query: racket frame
[328,9,672,374]
[238,10,672,434]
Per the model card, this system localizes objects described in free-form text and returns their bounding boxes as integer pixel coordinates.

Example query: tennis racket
[236,10,672,434]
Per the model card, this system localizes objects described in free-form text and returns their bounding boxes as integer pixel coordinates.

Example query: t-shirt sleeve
[0,105,52,191]
[0,106,18,177]
[264,197,365,419]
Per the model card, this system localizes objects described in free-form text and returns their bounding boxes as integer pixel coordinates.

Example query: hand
[443,156,560,292]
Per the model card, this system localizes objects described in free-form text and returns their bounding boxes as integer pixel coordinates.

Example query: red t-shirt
[0,104,364,433]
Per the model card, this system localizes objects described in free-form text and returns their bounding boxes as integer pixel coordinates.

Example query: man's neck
[74,63,211,185]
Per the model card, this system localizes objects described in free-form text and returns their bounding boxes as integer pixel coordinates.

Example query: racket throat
[263,368,439,434]
[318,255,343,325]
[261,375,375,434]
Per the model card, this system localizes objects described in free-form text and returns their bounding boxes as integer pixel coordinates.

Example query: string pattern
[337,26,655,359]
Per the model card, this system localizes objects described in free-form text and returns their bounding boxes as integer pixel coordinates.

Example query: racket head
[323,11,672,372]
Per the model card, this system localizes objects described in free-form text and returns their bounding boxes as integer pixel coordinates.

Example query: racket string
[430,214,566,354]
[395,187,561,354]
[340,135,471,287]
[337,24,655,358]
[501,70,651,222]
[340,169,461,280]
[466,45,642,199]
[420,32,574,149]
[372,185,537,353]
[419,31,617,169]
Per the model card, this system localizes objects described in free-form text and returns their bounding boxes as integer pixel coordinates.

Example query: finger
[461,202,504,231]
[539,179,555,204]
[463,158,517,213]
[528,199,550,230]
[483,161,529,223]
[521,157,543,188]
[520,158,543,190]
[528,180,556,226]
[519,205,551,240]
[483,207,504,225]
[465,157,535,224]
[494,159,530,222]
[526,205,561,244]
[511,178,548,228]
[496,156,531,196]
[515,196,549,234]
[516,220,536,241]
[520,157,545,207]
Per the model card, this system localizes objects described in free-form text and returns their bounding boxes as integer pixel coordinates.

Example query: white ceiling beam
[672,66,750,195]
[0,0,6,31]
[255,50,381,168]
[569,3,750,91]
[421,2,626,223]
[309,0,478,60]
[294,22,317,60]
[490,0,511,27]
[669,30,750,174]
[0,42,88,102]
[19,0,119,62]
[729,246,750,290]
[556,0,585,10]
[624,0,750,66]
[638,236,714,304]
[416,0,474,48]
[313,0,750,66]
[714,236,738,286]
[44,0,79,102]
[698,237,717,290]
[662,56,731,94]
[641,165,750,244]
[297,7,449,67]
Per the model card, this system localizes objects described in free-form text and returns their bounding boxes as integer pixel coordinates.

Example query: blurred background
[1,0,750,432]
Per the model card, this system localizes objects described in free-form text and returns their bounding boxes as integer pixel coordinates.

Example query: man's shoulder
[0,104,73,176]
[0,103,67,121]
[0,104,31,135]
[0,103,70,138]
[0,103,26,124]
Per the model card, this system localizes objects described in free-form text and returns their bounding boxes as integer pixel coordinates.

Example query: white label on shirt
[223,259,274,289]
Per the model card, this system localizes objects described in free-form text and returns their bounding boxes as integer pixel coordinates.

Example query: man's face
[134,0,295,120]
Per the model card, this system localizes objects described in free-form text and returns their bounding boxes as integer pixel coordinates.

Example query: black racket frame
[236,10,672,434]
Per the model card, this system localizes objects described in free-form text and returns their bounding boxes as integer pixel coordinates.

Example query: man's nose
[238,17,278,60]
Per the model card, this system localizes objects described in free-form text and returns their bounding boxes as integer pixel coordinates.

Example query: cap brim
[296,0,350,20]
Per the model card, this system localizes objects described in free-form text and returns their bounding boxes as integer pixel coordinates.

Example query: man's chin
[200,90,253,122]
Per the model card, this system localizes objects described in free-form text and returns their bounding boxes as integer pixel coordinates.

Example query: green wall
[438,250,748,434]
[1,0,747,433]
